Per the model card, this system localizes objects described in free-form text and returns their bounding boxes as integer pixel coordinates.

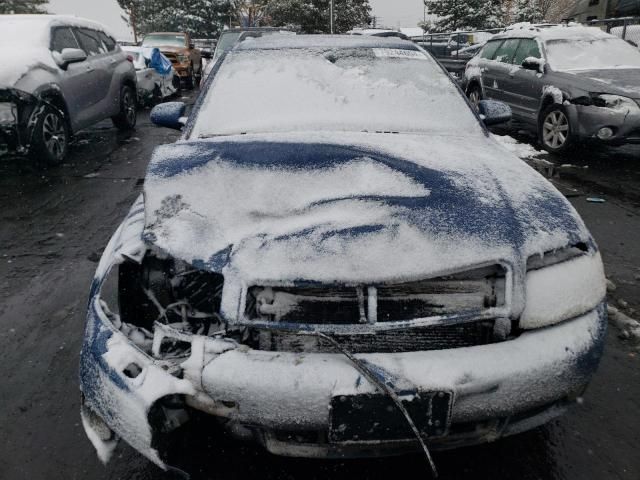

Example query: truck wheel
[185,66,195,90]
[539,104,574,154]
[30,105,69,166]
[111,85,137,131]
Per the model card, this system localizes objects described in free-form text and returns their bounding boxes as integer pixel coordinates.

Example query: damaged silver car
[80,35,607,474]
[0,15,136,164]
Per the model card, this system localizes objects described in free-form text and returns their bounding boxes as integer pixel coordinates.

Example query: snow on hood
[143,132,590,284]
[571,68,640,97]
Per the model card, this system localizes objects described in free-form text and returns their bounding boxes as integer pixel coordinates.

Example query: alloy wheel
[542,110,569,149]
[124,90,136,125]
[42,113,67,161]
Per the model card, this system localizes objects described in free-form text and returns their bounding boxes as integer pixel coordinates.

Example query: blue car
[80,35,607,471]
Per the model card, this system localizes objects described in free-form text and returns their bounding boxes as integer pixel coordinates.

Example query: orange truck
[141,32,202,88]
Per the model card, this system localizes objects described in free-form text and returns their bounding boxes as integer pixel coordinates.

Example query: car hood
[568,68,640,97]
[157,46,188,54]
[143,132,590,284]
[0,47,56,90]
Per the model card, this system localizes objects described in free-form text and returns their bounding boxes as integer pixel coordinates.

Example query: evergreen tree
[0,0,48,14]
[118,0,230,40]
[511,0,544,23]
[267,0,371,33]
[429,0,505,32]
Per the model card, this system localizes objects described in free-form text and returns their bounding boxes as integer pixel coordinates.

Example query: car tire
[467,84,483,110]
[111,85,137,131]
[30,105,69,166]
[539,103,574,154]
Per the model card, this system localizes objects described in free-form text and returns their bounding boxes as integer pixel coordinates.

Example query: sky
[47,0,425,40]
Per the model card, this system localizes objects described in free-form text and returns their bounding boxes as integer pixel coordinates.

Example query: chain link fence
[588,17,640,47]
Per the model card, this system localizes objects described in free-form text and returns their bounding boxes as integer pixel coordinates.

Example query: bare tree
[230,0,270,27]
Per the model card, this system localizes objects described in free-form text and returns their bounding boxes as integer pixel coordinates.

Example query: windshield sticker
[373,48,428,60]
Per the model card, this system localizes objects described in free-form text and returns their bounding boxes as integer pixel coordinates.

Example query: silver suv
[0,15,137,164]
[464,24,640,153]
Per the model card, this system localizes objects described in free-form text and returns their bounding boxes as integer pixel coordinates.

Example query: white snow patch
[520,253,606,329]
[492,134,544,159]
[542,85,564,104]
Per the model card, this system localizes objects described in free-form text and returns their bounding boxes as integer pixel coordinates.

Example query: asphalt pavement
[0,90,638,480]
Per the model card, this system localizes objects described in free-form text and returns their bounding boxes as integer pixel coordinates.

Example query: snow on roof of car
[0,14,116,88]
[493,23,612,42]
[235,34,419,51]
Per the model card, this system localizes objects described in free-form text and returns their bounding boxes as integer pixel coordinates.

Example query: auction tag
[373,48,428,60]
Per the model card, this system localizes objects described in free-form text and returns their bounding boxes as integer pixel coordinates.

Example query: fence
[587,16,640,47]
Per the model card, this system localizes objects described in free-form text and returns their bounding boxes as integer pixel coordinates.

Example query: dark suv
[464,24,640,153]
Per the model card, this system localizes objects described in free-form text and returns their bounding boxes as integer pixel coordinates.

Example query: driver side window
[51,27,80,53]
[513,39,542,66]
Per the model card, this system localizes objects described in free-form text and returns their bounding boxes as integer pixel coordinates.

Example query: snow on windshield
[545,38,640,71]
[190,47,483,137]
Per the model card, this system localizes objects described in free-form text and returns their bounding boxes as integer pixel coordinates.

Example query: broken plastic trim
[297,331,439,478]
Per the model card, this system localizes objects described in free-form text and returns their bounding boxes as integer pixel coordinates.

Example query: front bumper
[80,295,607,468]
[570,103,640,145]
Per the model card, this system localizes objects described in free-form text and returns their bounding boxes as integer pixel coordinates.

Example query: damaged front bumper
[0,88,43,156]
[568,101,640,145]
[80,287,607,468]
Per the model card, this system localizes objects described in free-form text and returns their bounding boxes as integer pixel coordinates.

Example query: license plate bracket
[329,390,453,443]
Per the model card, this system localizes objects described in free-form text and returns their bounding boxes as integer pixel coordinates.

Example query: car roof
[144,32,186,36]
[235,34,419,51]
[0,14,112,34]
[492,23,613,42]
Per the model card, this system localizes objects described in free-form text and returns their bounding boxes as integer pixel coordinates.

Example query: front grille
[254,321,496,354]
[244,265,507,354]
[245,265,505,326]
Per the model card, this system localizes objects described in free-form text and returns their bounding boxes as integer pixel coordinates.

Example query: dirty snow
[608,305,640,341]
[542,85,564,104]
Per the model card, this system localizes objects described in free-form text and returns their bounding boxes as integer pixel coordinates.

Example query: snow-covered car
[121,46,180,106]
[80,35,607,472]
[464,24,640,153]
[0,15,137,164]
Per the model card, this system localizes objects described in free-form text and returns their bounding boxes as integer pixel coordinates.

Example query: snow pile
[608,305,640,341]
[492,134,544,159]
[190,47,482,137]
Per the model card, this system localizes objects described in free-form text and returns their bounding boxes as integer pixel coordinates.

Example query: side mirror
[522,57,545,73]
[150,102,187,130]
[55,48,87,68]
[478,100,512,126]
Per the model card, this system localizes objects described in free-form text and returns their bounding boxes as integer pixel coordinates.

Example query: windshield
[545,37,640,71]
[142,34,186,48]
[191,47,483,138]
[213,32,242,60]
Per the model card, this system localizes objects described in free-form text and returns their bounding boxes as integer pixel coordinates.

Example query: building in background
[569,0,640,23]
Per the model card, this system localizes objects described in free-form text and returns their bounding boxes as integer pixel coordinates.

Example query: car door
[486,38,522,103]
[502,38,545,124]
[476,39,504,99]
[72,28,113,125]
[50,26,95,131]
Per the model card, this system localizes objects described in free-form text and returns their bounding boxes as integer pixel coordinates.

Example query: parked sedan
[464,24,640,153]
[121,46,180,106]
[0,15,137,164]
[80,35,606,472]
